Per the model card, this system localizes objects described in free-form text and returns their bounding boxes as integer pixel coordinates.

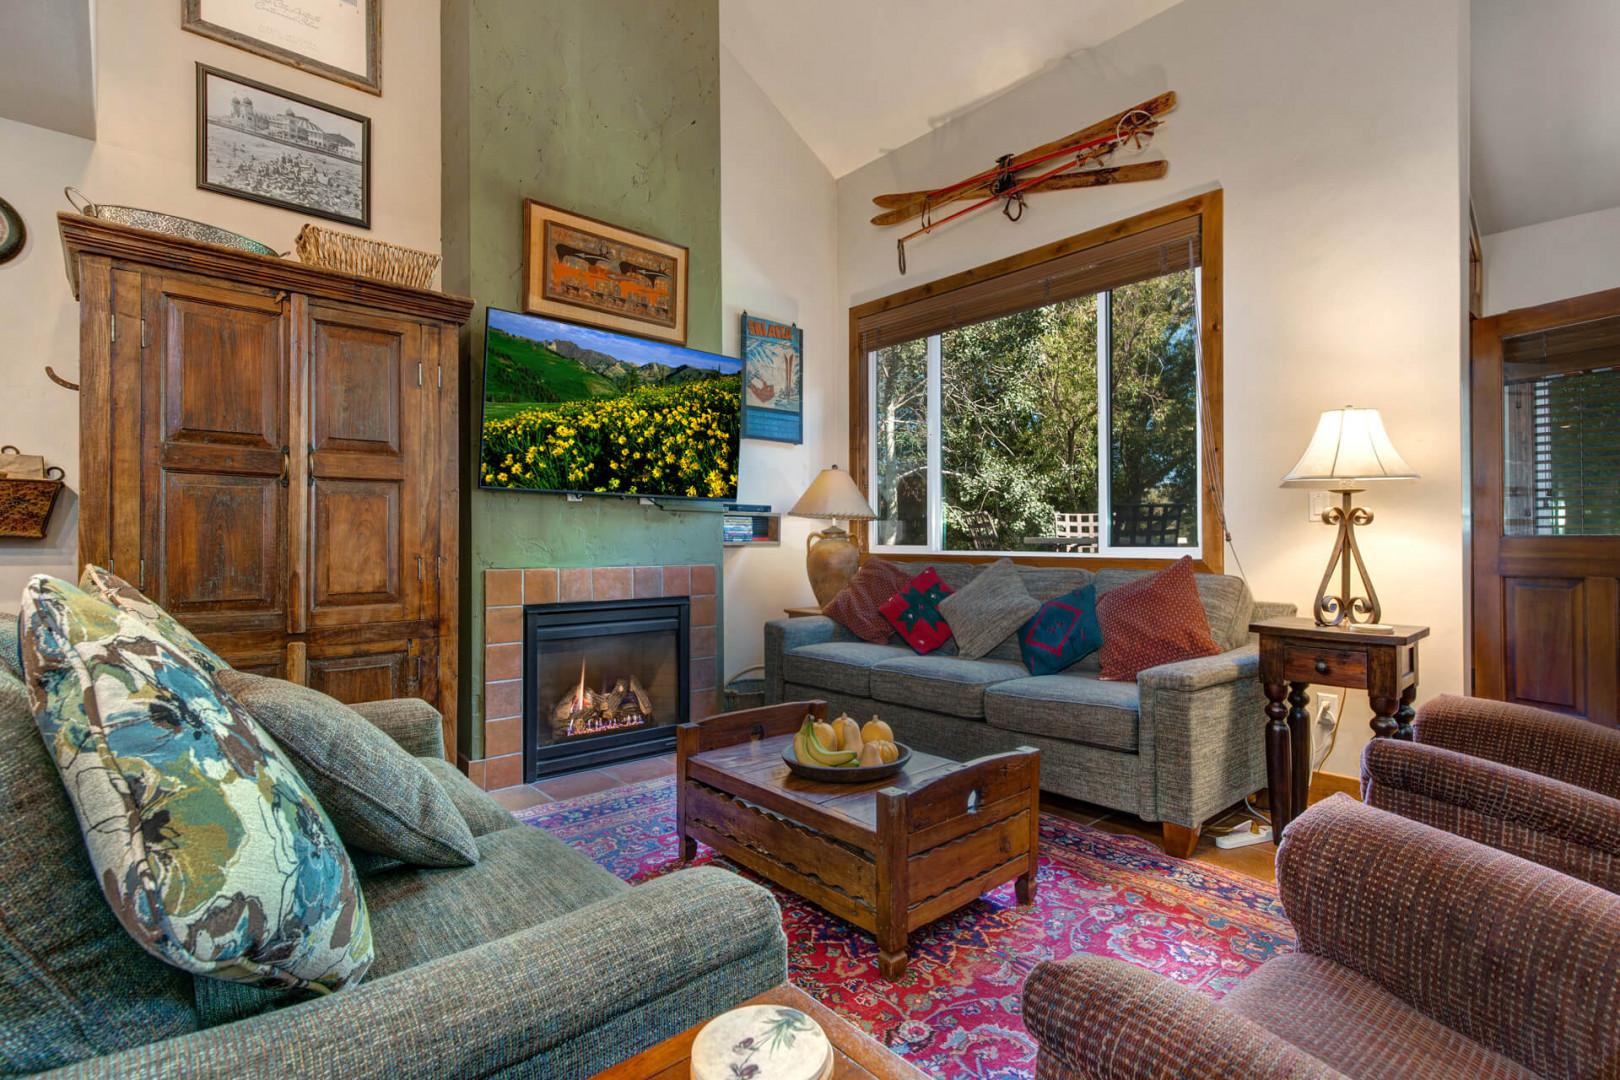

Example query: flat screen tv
[478,308,742,501]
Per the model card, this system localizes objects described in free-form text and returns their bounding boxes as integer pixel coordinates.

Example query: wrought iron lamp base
[1313,488,1382,626]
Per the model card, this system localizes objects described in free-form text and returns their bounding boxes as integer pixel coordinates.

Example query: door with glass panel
[1471,292,1620,727]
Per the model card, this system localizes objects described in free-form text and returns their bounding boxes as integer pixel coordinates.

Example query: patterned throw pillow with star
[879,567,955,654]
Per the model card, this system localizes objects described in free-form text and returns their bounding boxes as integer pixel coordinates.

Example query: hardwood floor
[491,751,1313,884]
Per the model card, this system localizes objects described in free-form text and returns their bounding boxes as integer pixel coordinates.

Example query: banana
[795,718,857,767]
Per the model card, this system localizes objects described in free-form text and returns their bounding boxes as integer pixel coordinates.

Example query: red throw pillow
[1096,556,1221,681]
[822,559,912,644]
[879,567,954,654]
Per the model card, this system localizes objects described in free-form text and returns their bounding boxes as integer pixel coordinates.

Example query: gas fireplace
[522,597,690,780]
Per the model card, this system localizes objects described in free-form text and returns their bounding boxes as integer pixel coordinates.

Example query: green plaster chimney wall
[442,0,722,760]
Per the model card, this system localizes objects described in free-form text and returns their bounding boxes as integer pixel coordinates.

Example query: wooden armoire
[59,214,474,754]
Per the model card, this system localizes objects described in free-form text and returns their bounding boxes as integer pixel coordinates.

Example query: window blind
[856,216,1201,352]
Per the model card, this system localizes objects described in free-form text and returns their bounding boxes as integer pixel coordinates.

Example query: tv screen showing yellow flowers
[480,309,743,500]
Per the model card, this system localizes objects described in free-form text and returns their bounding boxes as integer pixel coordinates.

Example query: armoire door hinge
[139,319,149,349]
[109,314,116,344]
[437,364,443,389]
[416,362,423,387]
[139,558,146,587]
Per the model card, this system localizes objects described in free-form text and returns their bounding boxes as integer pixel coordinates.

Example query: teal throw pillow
[1018,584,1104,676]
[18,574,372,993]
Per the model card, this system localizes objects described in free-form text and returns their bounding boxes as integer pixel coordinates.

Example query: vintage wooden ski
[868,161,1167,227]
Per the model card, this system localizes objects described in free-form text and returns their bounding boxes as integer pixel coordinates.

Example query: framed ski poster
[741,312,804,444]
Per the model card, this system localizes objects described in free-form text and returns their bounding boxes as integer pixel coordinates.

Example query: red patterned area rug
[518,776,1293,1079]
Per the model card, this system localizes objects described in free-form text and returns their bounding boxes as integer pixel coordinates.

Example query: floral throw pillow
[1096,556,1221,681]
[821,558,911,644]
[18,574,372,992]
[880,567,954,654]
[1019,584,1104,676]
[79,564,230,676]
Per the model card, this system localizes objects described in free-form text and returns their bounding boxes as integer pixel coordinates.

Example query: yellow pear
[858,742,885,767]
[813,720,838,750]
[861,718,894,744]
[834,715,863,754]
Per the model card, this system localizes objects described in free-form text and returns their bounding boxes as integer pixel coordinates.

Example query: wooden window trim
[847,191,1225,573]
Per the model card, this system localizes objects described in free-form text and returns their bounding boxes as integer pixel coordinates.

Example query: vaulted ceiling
[720,0,1184,178]
[0,0,96,139]
[1472,0,1620,235]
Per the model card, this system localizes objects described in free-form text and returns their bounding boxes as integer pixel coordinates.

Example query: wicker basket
[295,224,441,290]
[0,477,64,539]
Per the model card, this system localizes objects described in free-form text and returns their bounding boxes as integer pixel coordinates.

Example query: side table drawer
[1283,645,1368,687]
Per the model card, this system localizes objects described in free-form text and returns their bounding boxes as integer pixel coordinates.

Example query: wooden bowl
[781,740,912,783]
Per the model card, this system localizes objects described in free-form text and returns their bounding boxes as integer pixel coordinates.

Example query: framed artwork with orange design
[521,199,689,346]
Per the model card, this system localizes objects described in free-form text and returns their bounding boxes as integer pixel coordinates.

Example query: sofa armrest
[349,697,445,759]
[1361,738,1620,892]
[1413,694,1620,799]
[1278,795,1620,1077]
[49,867,787,1080]
[763,615,843,703]
[1022,956,1343,1080]
[1137,645,1267,829]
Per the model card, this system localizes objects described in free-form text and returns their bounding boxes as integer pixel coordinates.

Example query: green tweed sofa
[765,562,1294,855]
[0,618,787,1079]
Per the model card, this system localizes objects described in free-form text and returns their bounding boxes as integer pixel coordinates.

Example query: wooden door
[301,303,430,631]
[140,273,291,641]
[1471,290,1620,727]
[304,637,433,706]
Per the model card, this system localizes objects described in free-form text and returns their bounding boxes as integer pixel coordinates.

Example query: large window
[855,196,1219,563]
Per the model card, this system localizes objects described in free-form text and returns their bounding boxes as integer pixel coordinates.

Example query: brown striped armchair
[1361,694,1620,892]
[1021,796,1620,1079]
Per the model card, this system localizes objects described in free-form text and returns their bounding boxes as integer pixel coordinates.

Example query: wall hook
[44,366,80,392]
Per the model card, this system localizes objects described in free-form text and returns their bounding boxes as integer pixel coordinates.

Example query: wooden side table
[1251,617,1429,837]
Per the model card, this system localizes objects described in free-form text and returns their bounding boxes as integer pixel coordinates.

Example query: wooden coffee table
[676,701,1040,979]
[592,982,930,1079]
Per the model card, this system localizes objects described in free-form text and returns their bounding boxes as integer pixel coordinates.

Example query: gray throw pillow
[937,558,1041,659]
[216,671,479,868]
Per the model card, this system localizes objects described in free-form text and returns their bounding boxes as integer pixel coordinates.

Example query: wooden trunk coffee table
[592,982,930,1079]
[676,701,1040,979]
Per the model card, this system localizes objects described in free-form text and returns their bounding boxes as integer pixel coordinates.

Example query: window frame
[847,191,1225,572]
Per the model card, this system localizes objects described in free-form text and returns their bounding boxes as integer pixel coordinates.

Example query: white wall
[836,0,1469,776]
[0,1,442,607]
[719,47,841,679]
[1482,205,1620,315]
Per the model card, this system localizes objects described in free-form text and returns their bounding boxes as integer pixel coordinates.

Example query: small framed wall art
[741,312,804,443]
[0,197,25,265]
[522,199,689,346]
[196,64,371,228]
[182,0,381,95]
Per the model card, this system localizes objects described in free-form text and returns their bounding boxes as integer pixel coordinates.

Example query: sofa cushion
[880,566,955,654]
[891,564,1096,662]
[870,654,1027,719]
[984,675,1140,753]
[783,641,911,698]
[19,574,373,994]
[420,755,517,837]
[217,670,479,868]
[1224,953,1536,1080]
[1018,584,1104,676]
[0,665,200,1073]
[937,558,1041,659]
[822,558,910,644]
[0,610,19,678]
[78,565,231,675]
[1095,565,1254,651]
[1095,557,1221,681]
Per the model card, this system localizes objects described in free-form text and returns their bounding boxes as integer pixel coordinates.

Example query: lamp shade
[789,466,876,520]
[1281,406,1418,487]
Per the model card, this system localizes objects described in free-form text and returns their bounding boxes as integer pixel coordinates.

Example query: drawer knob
[1314,659,1329,675]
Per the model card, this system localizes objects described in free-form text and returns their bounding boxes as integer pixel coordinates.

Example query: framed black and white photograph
[183,0,380,95]
[196,64,370,228]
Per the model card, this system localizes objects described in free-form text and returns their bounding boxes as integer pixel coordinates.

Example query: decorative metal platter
[782,741,912,783]
[65,187,277,257]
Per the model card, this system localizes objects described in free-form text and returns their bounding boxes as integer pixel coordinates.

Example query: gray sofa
[0,620,786,1079]
[765,562,1293,855]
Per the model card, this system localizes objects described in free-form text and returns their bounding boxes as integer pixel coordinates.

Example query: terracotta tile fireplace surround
[460,563,720,790]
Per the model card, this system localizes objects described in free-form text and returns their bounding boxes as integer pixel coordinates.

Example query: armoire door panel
[159,288,286,449]
[306,639,417,705]
[1502,577,1585,712]
[303,303,426,629]
[159,473,284,617]
[144,273,289,632]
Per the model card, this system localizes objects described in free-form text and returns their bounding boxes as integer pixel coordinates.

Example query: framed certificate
[183,0,381,95]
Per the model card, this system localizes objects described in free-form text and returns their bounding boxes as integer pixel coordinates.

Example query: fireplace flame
[551,660,654,739]
[573,657,588,713]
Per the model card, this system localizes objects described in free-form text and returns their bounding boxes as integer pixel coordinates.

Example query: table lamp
[789,465,877,606]
[1281,406,1417,626]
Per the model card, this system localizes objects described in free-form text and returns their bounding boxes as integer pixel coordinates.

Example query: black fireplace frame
[521,597,690,781]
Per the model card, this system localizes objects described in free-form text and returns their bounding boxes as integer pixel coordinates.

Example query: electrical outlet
[1307,490,1333,523]
[1312,691,1341,765]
